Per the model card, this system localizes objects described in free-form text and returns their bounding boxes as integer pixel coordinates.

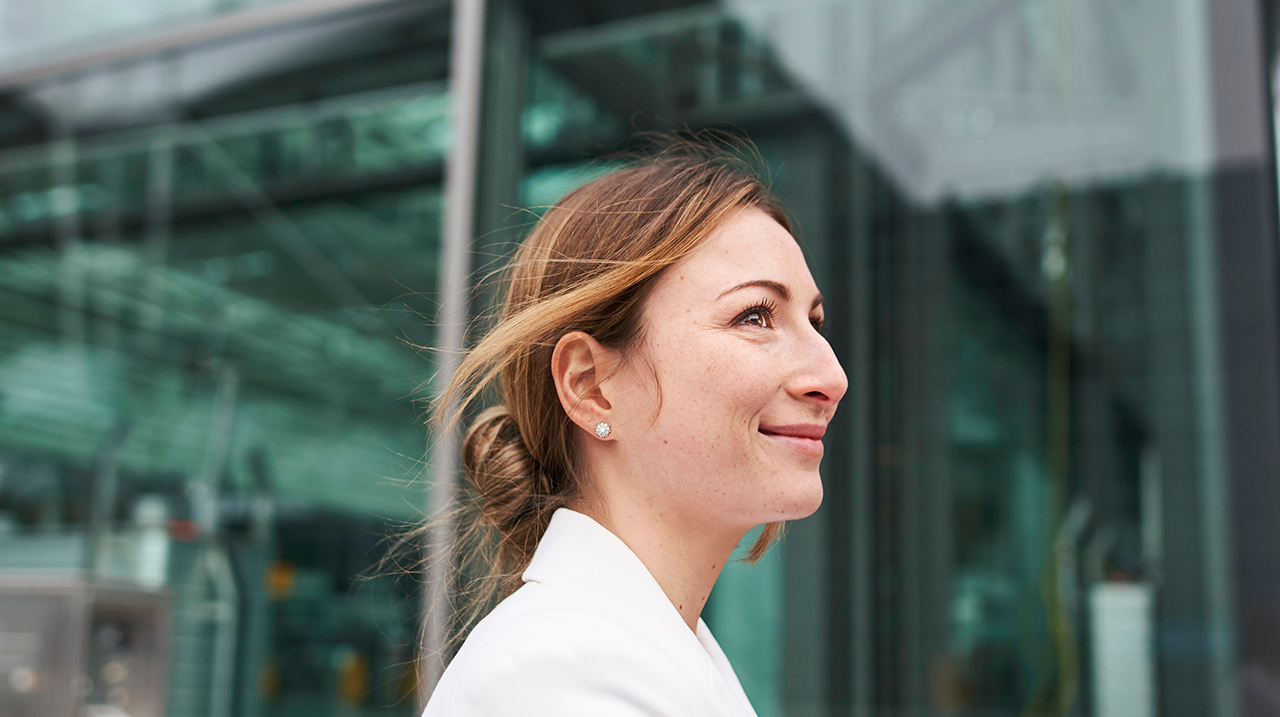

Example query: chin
[775,472,824,520]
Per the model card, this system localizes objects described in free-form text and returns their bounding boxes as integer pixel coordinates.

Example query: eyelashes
[735,297,826,333]
[737,298,779,327]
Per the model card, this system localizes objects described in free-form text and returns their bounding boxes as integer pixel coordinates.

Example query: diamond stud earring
[594,421,611,439]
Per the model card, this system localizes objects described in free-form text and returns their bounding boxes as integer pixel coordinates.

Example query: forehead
[657,208,816,300]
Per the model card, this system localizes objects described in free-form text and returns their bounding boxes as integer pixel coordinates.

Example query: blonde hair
[435,139,789,634]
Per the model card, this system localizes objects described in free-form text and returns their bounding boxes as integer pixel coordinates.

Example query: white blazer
[422,508,759,716]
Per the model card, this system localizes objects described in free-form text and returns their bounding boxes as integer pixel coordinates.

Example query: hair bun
[462,406,555,574]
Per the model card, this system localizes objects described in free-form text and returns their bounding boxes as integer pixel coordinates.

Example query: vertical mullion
[424,0,488,700]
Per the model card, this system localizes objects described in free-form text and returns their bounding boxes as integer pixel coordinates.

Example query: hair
[432,137,791,637]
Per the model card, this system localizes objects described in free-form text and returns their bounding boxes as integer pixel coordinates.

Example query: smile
[758,423,826,457]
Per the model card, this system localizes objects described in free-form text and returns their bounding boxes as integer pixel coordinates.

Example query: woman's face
[604,207,848,535]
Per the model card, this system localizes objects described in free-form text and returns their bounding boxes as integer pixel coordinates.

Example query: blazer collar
[521,508,732,691]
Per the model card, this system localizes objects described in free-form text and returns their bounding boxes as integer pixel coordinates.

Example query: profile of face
[571,207,848,538]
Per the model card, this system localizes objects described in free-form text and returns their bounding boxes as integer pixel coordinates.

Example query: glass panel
[1,0,303,70]
[492,1,1261,716]
[3,0,1274,715]
[0,4,450,716]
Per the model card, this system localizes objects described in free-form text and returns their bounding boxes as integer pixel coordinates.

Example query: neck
[572,494,745,632]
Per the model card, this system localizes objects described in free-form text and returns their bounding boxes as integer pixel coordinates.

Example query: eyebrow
[718,279,824,309]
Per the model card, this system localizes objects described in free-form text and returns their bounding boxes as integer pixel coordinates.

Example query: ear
[551,331,620,439]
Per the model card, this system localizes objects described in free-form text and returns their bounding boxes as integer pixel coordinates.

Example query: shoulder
[423,583,713,717]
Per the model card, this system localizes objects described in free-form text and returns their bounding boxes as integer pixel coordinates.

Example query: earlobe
[550,331,618,439]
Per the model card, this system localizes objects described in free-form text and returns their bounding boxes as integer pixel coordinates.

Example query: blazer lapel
[523,509,757,716]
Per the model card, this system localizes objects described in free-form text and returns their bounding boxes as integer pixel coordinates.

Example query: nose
[787,330,848,409]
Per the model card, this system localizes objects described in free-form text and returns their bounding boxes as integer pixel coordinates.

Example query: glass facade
[2,0,1279,716]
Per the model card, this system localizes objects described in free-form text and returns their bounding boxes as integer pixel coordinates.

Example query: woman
[423,141,847,715]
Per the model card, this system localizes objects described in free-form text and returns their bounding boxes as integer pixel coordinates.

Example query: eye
[736,299,777,328]
[811,314,825,333]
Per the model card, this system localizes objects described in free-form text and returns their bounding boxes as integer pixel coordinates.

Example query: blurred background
[1,0,1279,716]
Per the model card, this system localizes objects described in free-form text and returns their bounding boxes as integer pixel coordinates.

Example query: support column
[423,0,528,702]
[1205,1,1280,716]
[424,0,488,699]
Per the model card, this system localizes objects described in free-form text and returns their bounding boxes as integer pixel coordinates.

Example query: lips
[758,423,827,457]
[759,423,826,439]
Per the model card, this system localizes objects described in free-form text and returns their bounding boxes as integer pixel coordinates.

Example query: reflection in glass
[0,24,449,713]
[504,2,1243,716]
[0,0,1270,714]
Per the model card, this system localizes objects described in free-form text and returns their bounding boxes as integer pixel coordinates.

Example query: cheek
[647,337,775,449]
[624,333,824,523]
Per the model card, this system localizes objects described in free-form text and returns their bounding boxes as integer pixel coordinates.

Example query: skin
[550,207,848,631]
